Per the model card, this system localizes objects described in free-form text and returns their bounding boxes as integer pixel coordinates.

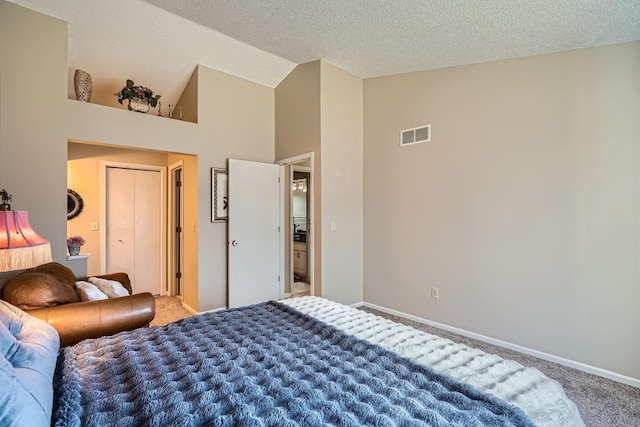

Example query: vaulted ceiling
[13,0,640,108]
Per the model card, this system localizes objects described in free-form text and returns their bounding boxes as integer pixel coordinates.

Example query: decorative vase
[128,97,150,113]
[68,244,81,256]
[73,69,92,102]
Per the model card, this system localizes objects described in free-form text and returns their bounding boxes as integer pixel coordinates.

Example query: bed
[284,297,584,427]
[49,296,584,426]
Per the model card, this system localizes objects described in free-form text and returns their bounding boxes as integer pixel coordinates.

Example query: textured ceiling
[11,0,640,109]
[143,0,640,78]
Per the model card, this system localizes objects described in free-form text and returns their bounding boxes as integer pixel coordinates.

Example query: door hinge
[176,226,182,233]
[278,226,280,232]
[176,180,182,187]
[176,272,182,279]
[278,275,280,282]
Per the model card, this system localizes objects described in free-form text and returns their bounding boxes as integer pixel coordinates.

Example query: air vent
[400,125,431,147]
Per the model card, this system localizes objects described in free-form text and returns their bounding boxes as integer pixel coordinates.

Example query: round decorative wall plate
[67,189,84,220]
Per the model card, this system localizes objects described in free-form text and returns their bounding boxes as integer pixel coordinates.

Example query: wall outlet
[431,287,439,299]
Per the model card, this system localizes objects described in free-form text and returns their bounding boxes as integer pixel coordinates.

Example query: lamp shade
[0,210,52,272]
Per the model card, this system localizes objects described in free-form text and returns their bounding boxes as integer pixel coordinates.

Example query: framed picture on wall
[67,188,84,220]
[212,168,228,222]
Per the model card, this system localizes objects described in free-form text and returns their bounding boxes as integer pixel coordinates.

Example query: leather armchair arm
[28,292,155,347]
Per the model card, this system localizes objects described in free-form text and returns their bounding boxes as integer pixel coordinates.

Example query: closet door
[106,168,134,279]
[106,167,161,295]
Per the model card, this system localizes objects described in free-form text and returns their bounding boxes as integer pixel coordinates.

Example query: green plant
[115,79,161,107]
[0,189,11,210]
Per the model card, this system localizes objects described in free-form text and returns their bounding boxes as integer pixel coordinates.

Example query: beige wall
[364,42,640,380]
[0,2,69,281]
[275,61,323,295]
[275,61,365,304]
[175,66,198,124]
[168,70,200,310]
[0,3,275,311]
[167,152,199,311]
[319,62,364,304]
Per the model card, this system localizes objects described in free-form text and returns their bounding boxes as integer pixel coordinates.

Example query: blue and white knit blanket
[53,301,534,426]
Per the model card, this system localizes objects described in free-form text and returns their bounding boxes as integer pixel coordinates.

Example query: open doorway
[168,161,184,299]
[67,141,198,308]
[291,166,310,296]
[276,152,314,298]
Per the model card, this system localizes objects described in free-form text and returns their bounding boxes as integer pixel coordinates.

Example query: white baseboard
[181,302,229,315]
[363,301,640,389]
[181,302,198,315]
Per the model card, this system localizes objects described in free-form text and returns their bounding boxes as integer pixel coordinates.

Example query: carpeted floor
[150,295,194,327]
[293,281,311,297]
[359,306,640,427]
[150,296,640,426]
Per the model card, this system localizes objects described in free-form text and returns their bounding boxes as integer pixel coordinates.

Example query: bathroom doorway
[291,165,310,297]
[276,152,315,298]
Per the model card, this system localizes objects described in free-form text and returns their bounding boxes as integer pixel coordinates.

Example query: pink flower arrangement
[67,236,86,246]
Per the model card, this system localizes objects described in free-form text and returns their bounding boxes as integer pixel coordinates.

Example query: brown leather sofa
[1,262,155,346]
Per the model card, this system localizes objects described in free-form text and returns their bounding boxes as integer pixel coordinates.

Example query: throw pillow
[87,277,130,298]
[2,272,80,311]
[28,262,77,288]
[0,300,59,426]
[75,281,109,302]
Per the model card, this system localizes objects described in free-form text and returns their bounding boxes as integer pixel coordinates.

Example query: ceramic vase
[73,69,92,102]
[68,244,80,256]
[128,97,150,113]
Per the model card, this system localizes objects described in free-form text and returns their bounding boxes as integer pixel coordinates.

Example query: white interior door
[133,169,161,294]
[106,166,163,295]
[106,168,135,278]
[228,159,282,308]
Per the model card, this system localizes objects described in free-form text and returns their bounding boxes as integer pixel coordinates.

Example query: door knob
[231,240,238,247]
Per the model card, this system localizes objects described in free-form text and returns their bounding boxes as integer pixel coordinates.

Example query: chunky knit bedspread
[283,297,584,427]
[53,301,534,426]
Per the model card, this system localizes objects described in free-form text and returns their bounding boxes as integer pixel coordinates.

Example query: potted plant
[115,79,161,113]
[0,189,11,211]
[67,235,86,256]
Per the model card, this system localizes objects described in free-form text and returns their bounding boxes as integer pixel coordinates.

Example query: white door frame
[290,165,311,292]
[100,161,167,294]
[276,152,314,297]
[168,160,184,298]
